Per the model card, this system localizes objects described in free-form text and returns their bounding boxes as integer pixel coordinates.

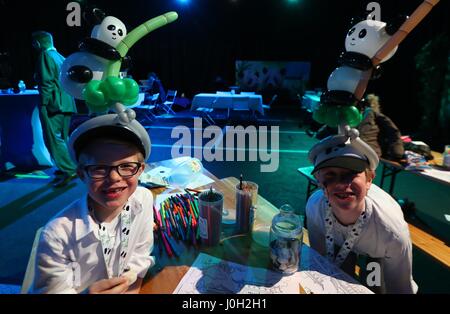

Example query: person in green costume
[32,31,78,187]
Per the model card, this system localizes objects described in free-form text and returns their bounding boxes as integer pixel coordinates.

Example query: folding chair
[138,80,150,92]
[160,89,177,115]
[195,107,215,125]
[262,94,278,111]
[21,227,43,294]
[134,93,159,124]
[193,98,217,125]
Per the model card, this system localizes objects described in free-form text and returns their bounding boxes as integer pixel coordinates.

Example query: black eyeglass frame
[83,162,143,179]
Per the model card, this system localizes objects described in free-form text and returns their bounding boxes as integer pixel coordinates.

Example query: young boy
[306,129,417,294]
[31,114,154,293]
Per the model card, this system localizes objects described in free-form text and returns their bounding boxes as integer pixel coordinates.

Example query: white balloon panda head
[345,19,397,62]
[91,16,127,48]
[61,16,128,100]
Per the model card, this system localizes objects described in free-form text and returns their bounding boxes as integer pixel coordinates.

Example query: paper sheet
[185,174,214,190]
[298,247,373,294]
[174,248,373,294]
[140,164,214,190]
[140,166,172,186]
[173,253,301,294]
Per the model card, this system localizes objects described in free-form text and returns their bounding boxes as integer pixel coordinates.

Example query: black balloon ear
[82,6,107,26]
[385,14,409,36]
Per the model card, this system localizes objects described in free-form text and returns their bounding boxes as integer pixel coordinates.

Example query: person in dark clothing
[146,72,166,103]
[32,31,78,187]
[358,94,404,160]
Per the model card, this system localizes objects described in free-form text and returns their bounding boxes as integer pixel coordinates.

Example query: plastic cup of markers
[198,190,224,246]
[235,181,258,234]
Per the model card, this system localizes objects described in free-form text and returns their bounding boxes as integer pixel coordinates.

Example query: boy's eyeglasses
[84,162,142,179]
[320,170,360,186]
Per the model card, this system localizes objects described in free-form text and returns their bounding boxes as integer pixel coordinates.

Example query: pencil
[299,283,306,294]
[299,283,313,294]
[186,214,192,241]
[160,229,173,257]
[185,188,202,194]
[164,231,180,257]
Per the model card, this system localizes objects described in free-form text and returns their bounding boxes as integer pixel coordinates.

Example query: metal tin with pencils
[235,181,258,234]
[198,188,224,246]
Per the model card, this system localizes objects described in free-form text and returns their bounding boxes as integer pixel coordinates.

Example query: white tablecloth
[191,93,264,115]
[0,90,53,169]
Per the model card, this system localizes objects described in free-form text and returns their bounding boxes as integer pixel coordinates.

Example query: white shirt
[31,186,155,294]
[98,214,121,278]
[306,184,418,294]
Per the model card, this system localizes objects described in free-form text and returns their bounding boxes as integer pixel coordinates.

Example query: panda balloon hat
[308,126,379,175]
[68,113,151,163]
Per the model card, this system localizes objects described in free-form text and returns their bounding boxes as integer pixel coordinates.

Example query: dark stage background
[0,0,448,147]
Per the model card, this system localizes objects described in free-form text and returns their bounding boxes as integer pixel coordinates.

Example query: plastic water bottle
[18,80,26,93]
[443,145,450,169]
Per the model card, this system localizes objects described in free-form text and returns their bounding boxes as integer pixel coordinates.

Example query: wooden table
[139,159,376,294]
[140,174,281,294]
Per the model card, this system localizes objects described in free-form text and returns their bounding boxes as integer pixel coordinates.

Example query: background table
[191,92,264,117]
[0,90,52,171]
[379,151,450,195]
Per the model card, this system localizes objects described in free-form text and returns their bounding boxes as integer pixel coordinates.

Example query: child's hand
[88,277,129,294]
[122,270,137,286]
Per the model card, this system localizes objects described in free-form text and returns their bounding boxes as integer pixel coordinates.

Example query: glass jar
[269,204,303,275]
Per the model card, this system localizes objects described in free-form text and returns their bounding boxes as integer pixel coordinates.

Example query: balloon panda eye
[358,28,367,38]
[107,25,116,31]
[118,29,123,36]
[348,27,356,36]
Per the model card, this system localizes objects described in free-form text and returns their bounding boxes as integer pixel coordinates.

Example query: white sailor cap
[68,114,151,162]
[308,131,379,174]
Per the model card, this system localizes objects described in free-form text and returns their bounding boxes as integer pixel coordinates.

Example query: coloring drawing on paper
[173,253,299,294]
[174,248,373,294]
[298,245,373,294]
